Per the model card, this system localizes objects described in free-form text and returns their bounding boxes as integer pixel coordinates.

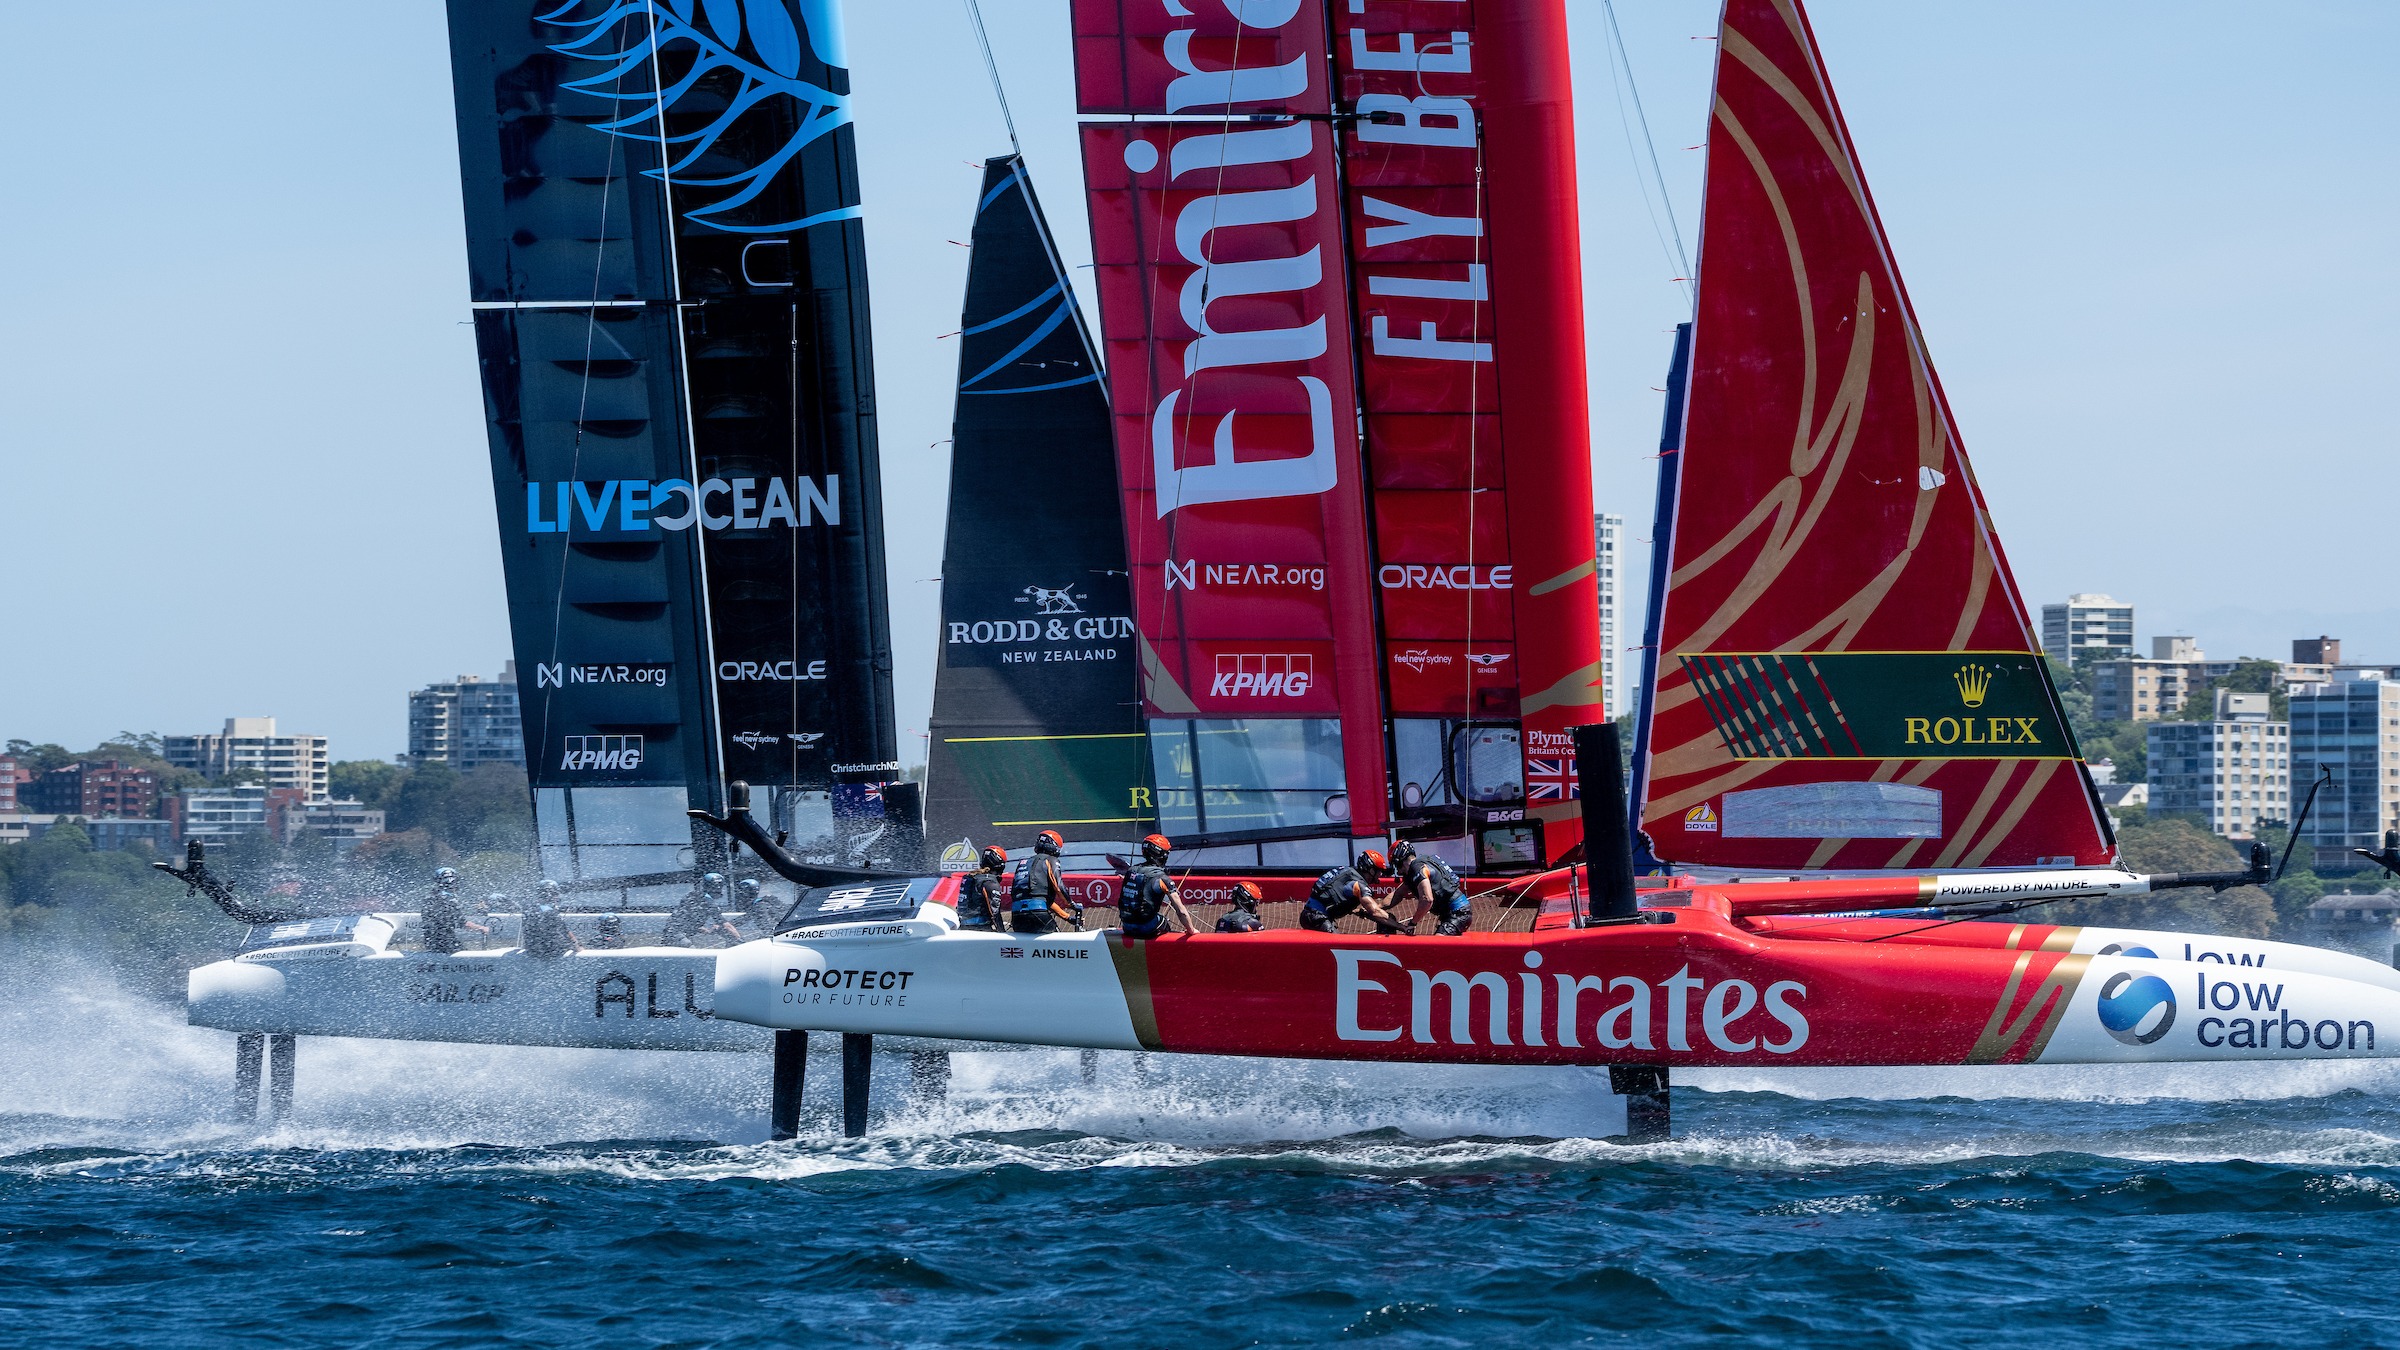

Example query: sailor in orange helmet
[1214,880,1267,934]
[1301,850,1408,935]
[1116,833,1197,940]
[1008,830,1077,934]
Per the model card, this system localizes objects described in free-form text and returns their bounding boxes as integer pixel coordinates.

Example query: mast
[1632,0,2112,873]
[924,156,1144,854]
[445,0,897,874]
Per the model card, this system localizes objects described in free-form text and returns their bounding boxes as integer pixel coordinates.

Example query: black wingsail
[446,1,897,876]
[924,156,1144,861]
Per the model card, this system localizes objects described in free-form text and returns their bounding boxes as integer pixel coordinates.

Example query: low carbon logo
[2096,971,2177,1045]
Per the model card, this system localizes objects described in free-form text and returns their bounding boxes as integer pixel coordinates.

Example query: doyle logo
[1022,585,1082,616]
[719,659,828,682]
[1164,560,1327,593]
[1333,952,1809,1054]
[1954,662,1994,709]
[1685,803,1720,833]
[526,477,838,535]
[2096,971,2176,1045]
[536,662,671,690]
[1378,563,1513,592]
[1212,652,1313,699]
[560,735,642,772]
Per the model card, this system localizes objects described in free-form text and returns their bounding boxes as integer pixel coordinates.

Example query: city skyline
[2,3,2391,760]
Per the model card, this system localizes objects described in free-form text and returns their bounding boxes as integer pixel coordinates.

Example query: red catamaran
[708,0,2400,1139]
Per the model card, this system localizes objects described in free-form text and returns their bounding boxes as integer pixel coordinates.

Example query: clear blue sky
[2,2,2391,763]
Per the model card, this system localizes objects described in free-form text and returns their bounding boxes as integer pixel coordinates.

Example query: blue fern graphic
[539,0,857,234]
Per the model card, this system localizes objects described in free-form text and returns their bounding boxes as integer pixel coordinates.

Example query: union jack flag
[1526,755,1578,801]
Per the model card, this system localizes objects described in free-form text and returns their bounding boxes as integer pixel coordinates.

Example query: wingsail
[445,0,898,874]
[924,156,1145,853]
[1633,0,2112,872]
[1071,0,1604,869]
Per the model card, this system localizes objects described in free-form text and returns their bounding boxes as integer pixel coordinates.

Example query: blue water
[6,973,2400,1348]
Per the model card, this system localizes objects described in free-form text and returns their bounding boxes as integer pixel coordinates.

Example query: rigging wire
[1599,0,1694,304]
[961,0,1022,159]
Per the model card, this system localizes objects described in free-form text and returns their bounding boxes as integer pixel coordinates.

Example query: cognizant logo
[526,478,838,534]
[560,735,643,772]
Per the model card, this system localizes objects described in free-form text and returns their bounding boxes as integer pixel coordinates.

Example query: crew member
[1116,834,1197,940]
[1301,851,1407,934]
[735,878,782,936]
[591,915,628,950]
[663,872,744,947]
[419,867,488,955]
[1215,880,1267,933]
[521,885,582,960]
[1009,831,1076,935]
[956,846,1009,931]
[1392,840,1472,936]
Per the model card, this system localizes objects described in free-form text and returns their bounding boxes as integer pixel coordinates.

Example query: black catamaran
[448,0,899,875]
[924,155,1143,862]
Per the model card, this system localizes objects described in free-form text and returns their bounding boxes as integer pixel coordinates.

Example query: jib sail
[1071,0,1604,869]
[1632,0,2112,872]
[924,156,1144,856]
[445,0,898,876]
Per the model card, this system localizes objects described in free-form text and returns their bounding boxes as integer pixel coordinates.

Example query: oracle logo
[1210,653,1314,699]
[1379,563,1513,592]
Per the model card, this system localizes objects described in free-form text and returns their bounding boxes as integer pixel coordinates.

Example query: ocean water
[5,969,2400,1348]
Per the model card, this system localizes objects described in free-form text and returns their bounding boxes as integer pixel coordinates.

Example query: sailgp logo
[560,735,643,772]
[1212,653,1313,698]
[2096,971,2176,1045]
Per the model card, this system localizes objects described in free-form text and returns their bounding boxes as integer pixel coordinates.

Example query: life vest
[1307,866,1364,913]
[1408,856,1463,910]
[1215,908,1264,934]
[1011,856,1061,912]
[958,870,1003,925]
[1118,864,1168,928]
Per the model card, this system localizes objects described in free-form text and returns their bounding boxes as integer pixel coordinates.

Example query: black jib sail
[924,156,1143,860]
[445,0,897,876]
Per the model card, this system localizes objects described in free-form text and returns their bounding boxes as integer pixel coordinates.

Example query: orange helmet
[1356,849,1389,877]
[1231,880,1263,911]
[1141,833,1173,865]
[979,845,1009,870]
[1035,830,1064,855]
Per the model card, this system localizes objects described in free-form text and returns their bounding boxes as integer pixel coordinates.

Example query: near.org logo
[1211,653,1313,699]
[560,735,643,772]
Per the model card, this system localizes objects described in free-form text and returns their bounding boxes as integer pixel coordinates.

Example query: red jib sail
[1073,0,1603,869]
[1636,0,2112,872]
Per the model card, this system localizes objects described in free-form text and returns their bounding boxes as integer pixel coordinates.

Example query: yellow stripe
[992,817,1141,827]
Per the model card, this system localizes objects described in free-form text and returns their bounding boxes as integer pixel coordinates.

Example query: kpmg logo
[2096,971,2177,1046]
[526,478,839,535]
[560,735,643,773]
[535,662,670,689]
[1211,653,1313,699]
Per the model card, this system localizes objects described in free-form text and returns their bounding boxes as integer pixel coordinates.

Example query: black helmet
[1232,880,1263,913]
[737,878,762,898]
[979,845,1009,871]
[537,879,562,897]
[1140,833,1172,866]
[1390,839,1418,868]
[1035,830,1063,856]
[433,867,459,888]
[485,892,508,905]
[1356,849,1389,878]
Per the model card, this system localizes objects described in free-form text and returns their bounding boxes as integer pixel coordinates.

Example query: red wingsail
[1636,0,2113,872]
[1073,0,1602,868]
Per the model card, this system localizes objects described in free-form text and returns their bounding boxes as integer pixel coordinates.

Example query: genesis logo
[731,731,820,752]
[2096,971,2177,1045]
[560,735,642,772]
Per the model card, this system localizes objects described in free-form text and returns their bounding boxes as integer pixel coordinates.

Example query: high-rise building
[407,663,525,771]
[2290,673,2400,868]
[2145,690,2290,841]
[1594,514,1624,718]
[2040,593,2135,665]
[2089,638,2247,723]
[164,718,331,803]
[25,760,161,818]
[0,755,28,814]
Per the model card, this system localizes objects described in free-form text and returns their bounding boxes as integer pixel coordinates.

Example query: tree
[331,759,405,808]
[2054,815,2276,938]
[444,763,535,855]
[384,760,460,836]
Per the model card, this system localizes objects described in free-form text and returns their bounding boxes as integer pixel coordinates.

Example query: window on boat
[1148,718,1347,836]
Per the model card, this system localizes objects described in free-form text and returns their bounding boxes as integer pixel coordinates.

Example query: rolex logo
[1954,663,1993,709]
